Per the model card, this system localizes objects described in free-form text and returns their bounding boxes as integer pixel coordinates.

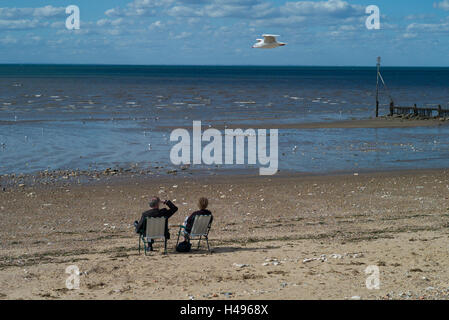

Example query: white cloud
[404,14,436,21]
[166,0,364,25]
[337,25,357,31]
[434,0,449,11]
[0,35,17,44]
[250,15,305,27]
[166,6,201,17]
[166,0,277,19]
[97,18,126,27]
[0,5,65,31]
[172,31,192,39]
[0,6,65,19]
[0,19,42,30]
[106,0,171,17]
[149,20,164,30]
[32,5,65,18]
[50,21,65,29]
[407,22,449,33]
[403,33,417,39]
[281,0,363,17]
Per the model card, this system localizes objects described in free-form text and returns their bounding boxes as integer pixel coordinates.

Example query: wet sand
[1,169,449,300]
[156,117,449,131]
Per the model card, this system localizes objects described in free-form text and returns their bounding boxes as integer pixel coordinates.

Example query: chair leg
[138,237,141,255]
[206,236,211,253]
[164,238,167,255]
[197,236,202,249]
[176,228,181,247]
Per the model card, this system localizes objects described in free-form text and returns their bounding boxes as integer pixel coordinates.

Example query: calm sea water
[0,65,448,175]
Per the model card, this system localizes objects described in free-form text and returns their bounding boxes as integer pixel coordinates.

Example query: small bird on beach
[252,35,286,49]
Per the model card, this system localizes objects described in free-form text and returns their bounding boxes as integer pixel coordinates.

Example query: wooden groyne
[389,103,449,119]
[375,57,448,120]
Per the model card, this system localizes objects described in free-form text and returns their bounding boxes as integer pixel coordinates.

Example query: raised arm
[162,200,178,219]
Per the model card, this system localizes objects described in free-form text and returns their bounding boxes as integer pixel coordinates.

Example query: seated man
[135,197,178,251]
[182,197,213,241]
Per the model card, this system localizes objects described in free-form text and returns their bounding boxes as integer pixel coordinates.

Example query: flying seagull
[252,34,286,49]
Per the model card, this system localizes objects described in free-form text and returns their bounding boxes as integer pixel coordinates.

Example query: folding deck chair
[138,217,168,255]
[176,215,212,253]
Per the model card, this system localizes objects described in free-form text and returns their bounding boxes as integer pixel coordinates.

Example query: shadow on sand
[135,245,281,256]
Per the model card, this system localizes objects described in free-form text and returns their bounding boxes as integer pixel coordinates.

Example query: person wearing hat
[135,197,178,251]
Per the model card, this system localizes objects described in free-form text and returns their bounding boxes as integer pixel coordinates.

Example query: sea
[0,64,448,175]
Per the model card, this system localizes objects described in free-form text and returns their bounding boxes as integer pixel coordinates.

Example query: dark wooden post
[375,57,380,118]
[389,101,394,116]
[438,105,442,117]
[413,104,418,116]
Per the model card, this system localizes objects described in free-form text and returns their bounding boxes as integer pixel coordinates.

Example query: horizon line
[1,63,449,68]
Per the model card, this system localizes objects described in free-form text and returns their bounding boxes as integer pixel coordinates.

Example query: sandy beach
[3,0,449,307]
[1,169,448,300]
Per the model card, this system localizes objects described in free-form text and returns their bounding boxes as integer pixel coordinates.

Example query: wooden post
[413,104,418,116]
[438,104,442,117]
[376,57,380,117]
[389,100,394,116]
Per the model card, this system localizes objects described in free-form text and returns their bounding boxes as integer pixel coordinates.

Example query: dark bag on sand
[176,241,191,253]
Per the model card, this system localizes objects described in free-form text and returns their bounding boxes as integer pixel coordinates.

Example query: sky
[0,0,449,66]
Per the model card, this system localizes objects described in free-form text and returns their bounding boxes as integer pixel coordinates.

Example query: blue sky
[1,0,449,66]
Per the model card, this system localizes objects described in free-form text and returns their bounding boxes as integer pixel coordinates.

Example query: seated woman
[183,197,213,241]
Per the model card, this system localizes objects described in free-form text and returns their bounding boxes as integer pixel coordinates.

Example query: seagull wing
[262,34,279,43]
